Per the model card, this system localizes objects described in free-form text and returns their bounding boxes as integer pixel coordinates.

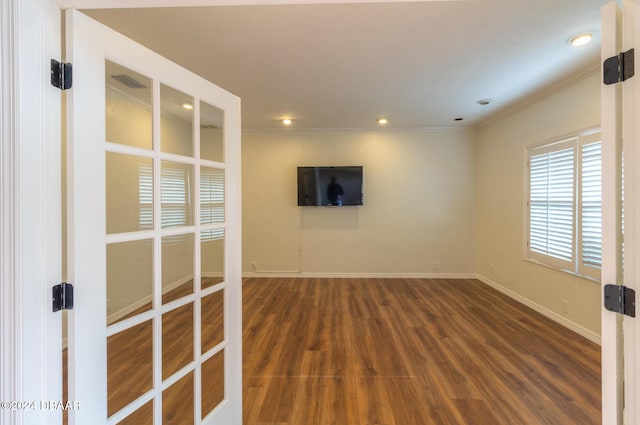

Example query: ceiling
[83,0,609,130]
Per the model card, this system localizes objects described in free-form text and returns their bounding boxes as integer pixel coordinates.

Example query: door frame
[621,1,640,423]
[601,3,624,424]
[602,2,640,423]
[1,0,62,423]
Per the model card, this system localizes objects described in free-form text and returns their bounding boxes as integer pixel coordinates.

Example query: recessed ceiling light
[476,99,493,106]
[282,118,292,126]
[182,103,194,110]
[377,118,388,125]
[454,117,464,121]
[568,32,593,47]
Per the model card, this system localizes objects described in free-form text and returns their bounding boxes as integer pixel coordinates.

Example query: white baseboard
[242,271,478,279]
[107,274,194,324]
[475,274,601,345]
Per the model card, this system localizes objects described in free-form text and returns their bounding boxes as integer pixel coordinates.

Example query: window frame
[524,129,602,281]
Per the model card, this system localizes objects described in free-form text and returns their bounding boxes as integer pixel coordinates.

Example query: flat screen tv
[297,166,363,206]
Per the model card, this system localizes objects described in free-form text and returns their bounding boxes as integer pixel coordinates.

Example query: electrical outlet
[561,299,569,315]
[250,261,257,272]
[432,262,439,271]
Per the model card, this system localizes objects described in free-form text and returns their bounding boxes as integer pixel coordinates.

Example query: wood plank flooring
[242,278,601,425]
[64,277,601,424]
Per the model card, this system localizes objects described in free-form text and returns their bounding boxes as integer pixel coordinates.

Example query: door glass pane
[161,161,194,228]
[201,167,224,225]
[161,84,194,157]
[106,61,153,150]
[200,101,224,162]
[201,289,224,354]
[118,401,153,425]
[201,230,224,290]
[163,372,194,425]
[107,239,153,325]
[162,303,194,380]
[107,153,153,234]
[162,234,194,304]
[108,320,153,417]
[201,350,225,419]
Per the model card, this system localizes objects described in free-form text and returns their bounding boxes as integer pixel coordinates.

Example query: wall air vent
[111,74,147,89]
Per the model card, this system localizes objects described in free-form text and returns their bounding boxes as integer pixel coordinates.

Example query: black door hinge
[604,284,636,318]
[604,48,635,85]
[50,59,72,90]
[52,282,74,312]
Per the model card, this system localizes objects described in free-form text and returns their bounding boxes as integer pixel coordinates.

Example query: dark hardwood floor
[242,277,601,425]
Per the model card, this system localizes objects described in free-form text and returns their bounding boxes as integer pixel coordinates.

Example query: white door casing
[65,9,241,425]
[0,0,63,424]
[622,1,640,423]
[602,1,640,424]
[601,3,624,424]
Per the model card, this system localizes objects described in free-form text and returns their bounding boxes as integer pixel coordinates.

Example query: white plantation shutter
[529,142,576,269]
[200,168,224,225]
[200,168,225,241]
[139,164,153,229]
[139,164,225,241]
[580,140,602,275]
[161,167,190,228]
[527,131,602,279]
[138,164,192,229]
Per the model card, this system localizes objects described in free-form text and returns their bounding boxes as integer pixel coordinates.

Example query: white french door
[621,1,640,423]
[65,9,241,424]
[601,1,639,424]
[601,4,624,424]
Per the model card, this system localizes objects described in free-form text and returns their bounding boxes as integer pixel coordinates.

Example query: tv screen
[297,166,363,206]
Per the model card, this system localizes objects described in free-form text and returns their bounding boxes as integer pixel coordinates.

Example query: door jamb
[0,0,62,423]
[622,0,639,423]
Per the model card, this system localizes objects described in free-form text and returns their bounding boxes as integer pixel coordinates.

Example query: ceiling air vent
[111,74,147,89]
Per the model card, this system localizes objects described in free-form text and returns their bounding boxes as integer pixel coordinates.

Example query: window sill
[524,257,601,284]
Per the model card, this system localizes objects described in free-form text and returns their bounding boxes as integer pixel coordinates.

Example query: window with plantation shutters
[161,166,192,228]
[138,164,224,242]
[528,140,576,270]
[138,163,194,230]
[526,131,602,280]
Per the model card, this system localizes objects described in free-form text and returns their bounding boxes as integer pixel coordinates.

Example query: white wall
[242,128,477,276]
[475,71,602,340]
